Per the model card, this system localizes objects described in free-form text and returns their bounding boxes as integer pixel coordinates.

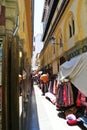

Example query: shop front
[59,52,87,96]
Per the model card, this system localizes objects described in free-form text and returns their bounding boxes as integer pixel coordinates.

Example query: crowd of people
[33,72,49,95]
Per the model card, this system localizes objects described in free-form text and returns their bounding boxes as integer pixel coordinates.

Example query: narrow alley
[1,1,87,130]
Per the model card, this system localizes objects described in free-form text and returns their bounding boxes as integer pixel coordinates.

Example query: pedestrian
[40,73,49,95]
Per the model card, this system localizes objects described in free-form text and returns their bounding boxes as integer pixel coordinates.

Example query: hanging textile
[53,80,58,95]
[57,84,64,107]
[48,81,53,93]
[76,90,86,107]
[57,82,74,108]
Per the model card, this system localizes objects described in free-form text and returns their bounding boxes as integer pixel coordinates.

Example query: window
[72,19,75,35]
[64,12,75,41]
[69,17,75,38]
[60,34,63,47]
[23,21,24,32]
[69,24,72,38]
[53,45,55,54]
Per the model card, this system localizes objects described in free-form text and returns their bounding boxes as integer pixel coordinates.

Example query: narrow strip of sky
[34,0,45,36]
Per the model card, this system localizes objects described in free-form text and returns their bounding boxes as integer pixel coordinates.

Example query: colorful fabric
[53,80,58,95]
[56,82,74,107]
[76,90,86,106]
[63,84,68,106]
[66,114,78,125]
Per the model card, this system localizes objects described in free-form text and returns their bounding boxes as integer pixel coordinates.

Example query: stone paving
[23,84,86,130]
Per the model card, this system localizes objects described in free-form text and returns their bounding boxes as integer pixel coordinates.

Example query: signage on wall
[67,45,87,60]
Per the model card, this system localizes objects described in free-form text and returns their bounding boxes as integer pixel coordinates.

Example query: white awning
[59,52,87,96]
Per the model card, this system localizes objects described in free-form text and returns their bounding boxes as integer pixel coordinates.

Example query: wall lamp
[50,36,64,47]
[50,36,56,45]
[49,36,59,45]
[19,51,22,58]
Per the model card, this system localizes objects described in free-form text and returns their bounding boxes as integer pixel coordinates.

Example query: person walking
[40,73,49,95]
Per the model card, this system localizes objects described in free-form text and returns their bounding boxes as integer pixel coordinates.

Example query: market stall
[59,52,87,96]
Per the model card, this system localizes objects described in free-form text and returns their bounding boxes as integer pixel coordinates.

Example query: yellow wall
[41,0,87,74]
[18,0,33,67]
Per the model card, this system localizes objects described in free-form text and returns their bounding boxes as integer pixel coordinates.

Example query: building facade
[0,0,34,130]
[18,0,34,100]
[40,0,87,76]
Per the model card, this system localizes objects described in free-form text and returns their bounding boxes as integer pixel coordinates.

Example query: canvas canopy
[59,52,87,96]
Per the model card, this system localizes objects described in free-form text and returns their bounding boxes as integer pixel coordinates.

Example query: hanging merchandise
[45,77,58,104]
[59,52,87,96]
[56,82,74,108]
[53,80,58,95]
[76,90,86,107]
[48,81,53,93]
